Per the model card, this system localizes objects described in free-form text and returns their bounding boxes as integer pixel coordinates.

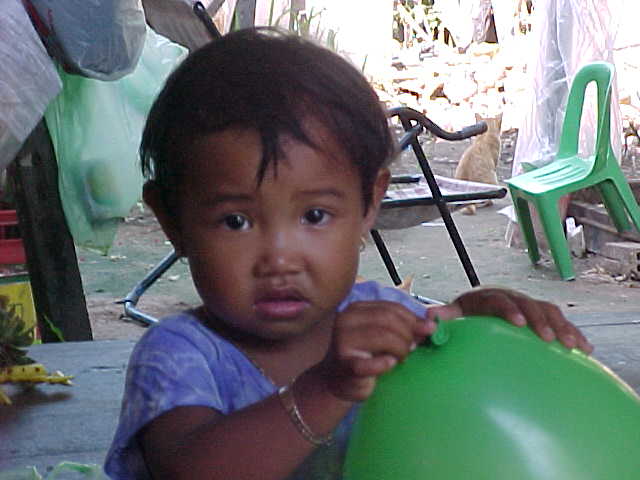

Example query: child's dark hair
[140,27,394,212]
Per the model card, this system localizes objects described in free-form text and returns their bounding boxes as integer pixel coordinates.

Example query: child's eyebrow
[201,189,347,208]
[202,193,254,207]
[295,188,347,201]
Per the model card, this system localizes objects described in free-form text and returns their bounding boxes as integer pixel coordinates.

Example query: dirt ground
[78,128,640,340]
[76,207,198,340]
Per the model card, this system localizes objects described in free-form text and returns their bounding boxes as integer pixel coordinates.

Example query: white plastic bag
[23,0,147,81]
[0,0,61,171]
[512,0,622,175]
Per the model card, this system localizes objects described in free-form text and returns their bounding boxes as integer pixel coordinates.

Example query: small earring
[359,237,366,252]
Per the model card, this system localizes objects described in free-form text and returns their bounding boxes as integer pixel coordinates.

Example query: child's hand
[425,287,593,354]
[317,301,436,403]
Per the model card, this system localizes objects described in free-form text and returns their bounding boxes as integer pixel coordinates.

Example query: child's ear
[142,181,184,256]
[362,168,391,233]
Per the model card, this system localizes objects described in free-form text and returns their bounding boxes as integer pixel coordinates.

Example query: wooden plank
[1,327,639,476]
[567,200,640,253]
[11,121,93,342]
[3,330,639,476]
[0,340,135,472]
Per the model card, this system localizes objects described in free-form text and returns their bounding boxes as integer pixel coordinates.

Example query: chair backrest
[556,61,615,172]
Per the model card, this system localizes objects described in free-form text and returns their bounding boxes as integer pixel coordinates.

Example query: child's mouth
[254,290,309,318]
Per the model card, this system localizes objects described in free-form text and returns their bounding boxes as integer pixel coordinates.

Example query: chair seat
[376,175,506,229]
[506,155,594,195]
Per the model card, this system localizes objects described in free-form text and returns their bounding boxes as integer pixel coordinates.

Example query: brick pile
[373,38,640,156]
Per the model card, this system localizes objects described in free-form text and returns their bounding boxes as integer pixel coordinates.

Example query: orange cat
[454,113,502,215]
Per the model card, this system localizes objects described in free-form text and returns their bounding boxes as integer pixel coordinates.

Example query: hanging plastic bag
[512,0,622,175]
[0,0,61,171]
[43,462,109,480]
[142,0,236,50]
[22,0,147,81]
[0,462,109,479]
[44,28,187,253]
[0,466,42,480]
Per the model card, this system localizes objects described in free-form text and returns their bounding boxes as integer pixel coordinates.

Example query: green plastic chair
[506,61,640,280]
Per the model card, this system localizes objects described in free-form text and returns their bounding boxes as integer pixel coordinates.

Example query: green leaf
[40,315,65,342]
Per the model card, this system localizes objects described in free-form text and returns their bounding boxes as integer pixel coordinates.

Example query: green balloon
[344,316,640,480]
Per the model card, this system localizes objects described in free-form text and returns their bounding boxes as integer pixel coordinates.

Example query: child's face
[147,126,389,344]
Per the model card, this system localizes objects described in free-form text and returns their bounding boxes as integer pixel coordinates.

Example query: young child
[105,28,592,480]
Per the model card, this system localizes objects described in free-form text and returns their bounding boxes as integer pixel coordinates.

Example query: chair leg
[535,198,576,280]
[370,229,403,286]
[621,192,640,233]
[609,173,640,233]
[401,120,481,287]
[510,193,540,264]
[597,180,632,232]
[437,202,481,287]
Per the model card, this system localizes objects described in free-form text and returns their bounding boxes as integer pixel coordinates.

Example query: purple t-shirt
[104,281,427,479]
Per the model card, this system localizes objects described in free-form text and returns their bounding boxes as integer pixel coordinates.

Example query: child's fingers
[454,288,594,354]
[339,301,431,345]
[458,289,527,327]
[502,295,593,353]
[344,301,425,330]
[326,301,439,402]
[512,297,556,341]
[345,352,398,377]
[337,325,415,364]
[328,352,399,401]
[576,335,595,355]
[539,305,594,353]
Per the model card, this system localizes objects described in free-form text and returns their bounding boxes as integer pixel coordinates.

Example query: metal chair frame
[372,107,507,298]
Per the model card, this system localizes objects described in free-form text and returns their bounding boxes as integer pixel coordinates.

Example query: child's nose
[253,229,302,277]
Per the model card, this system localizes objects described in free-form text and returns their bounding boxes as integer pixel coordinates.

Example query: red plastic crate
[0,210,26,265]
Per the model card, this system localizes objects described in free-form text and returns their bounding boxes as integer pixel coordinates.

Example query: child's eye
[302,208,330,225]
[223,214,251,231]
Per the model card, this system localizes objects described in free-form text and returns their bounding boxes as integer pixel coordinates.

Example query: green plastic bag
[344,316,640,480]
[0,466,41,480]
[0,462,108,480]
[44,28,187,253]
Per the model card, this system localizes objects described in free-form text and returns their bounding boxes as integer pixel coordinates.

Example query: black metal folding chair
[372,107,507,303]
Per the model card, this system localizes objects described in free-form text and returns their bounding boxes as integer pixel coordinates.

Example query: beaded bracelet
[278,381,334,447]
